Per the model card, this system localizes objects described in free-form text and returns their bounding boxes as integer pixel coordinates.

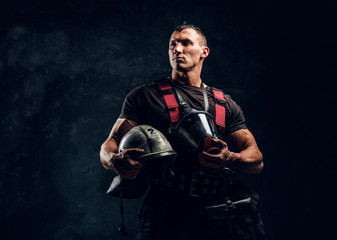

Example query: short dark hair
[174,22,207,46]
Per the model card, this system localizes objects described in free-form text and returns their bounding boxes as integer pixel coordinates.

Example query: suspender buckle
[214,98,226,105]
[168,126,176,134]
[161,88,173,95]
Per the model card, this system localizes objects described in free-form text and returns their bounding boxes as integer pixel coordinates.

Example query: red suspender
[212,89,226,129]
[155,80,181,123]
[156,79,226,129]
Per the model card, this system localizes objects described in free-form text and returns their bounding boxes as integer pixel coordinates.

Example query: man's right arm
[100,118,143,179]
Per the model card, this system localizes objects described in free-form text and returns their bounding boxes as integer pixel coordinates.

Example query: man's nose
[173,43,183,53]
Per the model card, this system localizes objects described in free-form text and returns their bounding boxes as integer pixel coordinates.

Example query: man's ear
[201,46,210,58]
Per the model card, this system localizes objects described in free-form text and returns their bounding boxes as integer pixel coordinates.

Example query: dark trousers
[136,188,264,240]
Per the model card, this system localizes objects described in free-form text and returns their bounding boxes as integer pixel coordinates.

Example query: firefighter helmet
[118,125,176,162]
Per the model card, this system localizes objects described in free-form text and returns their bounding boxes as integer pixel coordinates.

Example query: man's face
[168,28,208,72]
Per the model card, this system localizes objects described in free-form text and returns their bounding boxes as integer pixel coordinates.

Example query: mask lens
[175,112,217,153]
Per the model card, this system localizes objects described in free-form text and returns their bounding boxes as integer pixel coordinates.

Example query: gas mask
[175,109,218,153]
[170,79,220,154]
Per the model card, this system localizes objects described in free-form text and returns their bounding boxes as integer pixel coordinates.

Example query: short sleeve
[119,86,145,123]
[224,96,247,136]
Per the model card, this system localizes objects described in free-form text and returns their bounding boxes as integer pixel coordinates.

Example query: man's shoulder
[126,79,165,99]
[138,77,171,91]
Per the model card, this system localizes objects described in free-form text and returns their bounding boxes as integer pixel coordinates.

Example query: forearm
[227,146,263,174]
[100,138,118,170]
[99,118,136,170]
[227,129,264,175]
[100,135,144,179]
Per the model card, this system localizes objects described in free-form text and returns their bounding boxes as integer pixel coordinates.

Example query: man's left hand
[199,138,233,168]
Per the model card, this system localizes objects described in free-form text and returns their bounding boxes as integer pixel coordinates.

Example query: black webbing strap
[201,83,209,112]
[169,78,209,113]
[118,192,128,237]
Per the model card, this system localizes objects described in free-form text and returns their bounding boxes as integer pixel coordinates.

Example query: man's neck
[171,70,202,87]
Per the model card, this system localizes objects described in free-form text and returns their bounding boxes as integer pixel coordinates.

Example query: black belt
[150,168,236,199]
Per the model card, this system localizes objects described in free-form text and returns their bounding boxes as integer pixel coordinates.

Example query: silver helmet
[118,125,177,162]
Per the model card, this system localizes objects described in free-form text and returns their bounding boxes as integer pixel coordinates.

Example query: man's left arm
[226,128,263,174]
[200,128,263,175]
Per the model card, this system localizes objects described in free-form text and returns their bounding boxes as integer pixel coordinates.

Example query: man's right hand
[100,118,143,179]
[104,148,144,179]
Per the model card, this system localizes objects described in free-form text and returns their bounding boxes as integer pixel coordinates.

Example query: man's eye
[183,41,191,46]
[170,42,176,47]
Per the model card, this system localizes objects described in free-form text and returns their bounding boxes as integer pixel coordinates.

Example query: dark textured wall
[0,0,336,240]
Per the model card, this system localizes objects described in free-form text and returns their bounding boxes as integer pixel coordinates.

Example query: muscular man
[100,23,264,240]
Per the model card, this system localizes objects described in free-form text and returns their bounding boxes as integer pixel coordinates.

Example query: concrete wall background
[0,0,335,239]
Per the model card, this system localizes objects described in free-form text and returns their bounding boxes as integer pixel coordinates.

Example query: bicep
[108,118,138,145]
[228,128,258,152]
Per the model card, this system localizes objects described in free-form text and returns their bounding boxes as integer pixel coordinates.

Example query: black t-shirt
[119,80,247,173]
[119,80,247,138]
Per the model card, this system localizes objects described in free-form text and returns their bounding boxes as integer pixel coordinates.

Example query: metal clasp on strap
[205,197,252,220]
